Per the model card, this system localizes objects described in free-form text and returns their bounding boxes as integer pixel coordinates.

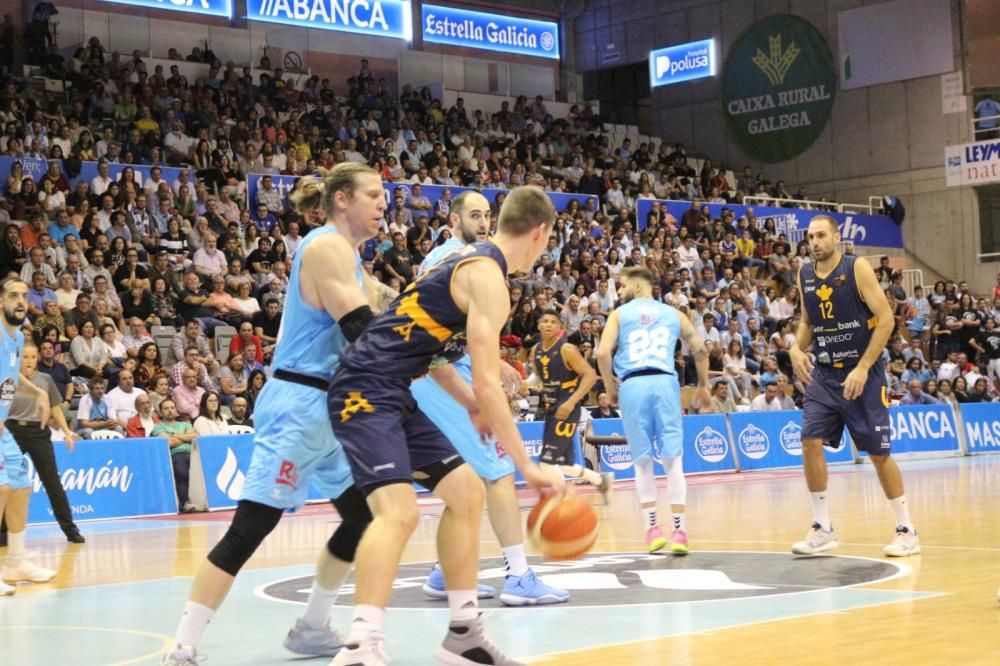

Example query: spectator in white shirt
[192,233,226,280]
[750,381,785,411]
[90,161,113,196]
[104,369,147,429]
[283,221,302,258]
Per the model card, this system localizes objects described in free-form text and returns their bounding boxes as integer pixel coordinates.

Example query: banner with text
[245,0,411,40]
[422,4,559,60]
[857,404,962,456]
[730,410,854,471]
[27,437,178,525]
[944,139,1000,188]
[98,0,234,18]
[959,403,1000,454]
[635,198,902,248]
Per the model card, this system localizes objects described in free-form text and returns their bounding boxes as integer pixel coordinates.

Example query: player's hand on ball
[523,463,566,494]
[553,401,573,421]
[841,366,867,400]
[790,347,813,384]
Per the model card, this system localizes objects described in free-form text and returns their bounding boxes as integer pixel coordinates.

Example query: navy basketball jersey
[799,254,875,368]
[534,338,578,409]
[339,240,508,378]
[613,298,680,379]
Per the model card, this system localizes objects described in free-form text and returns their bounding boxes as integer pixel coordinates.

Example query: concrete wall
[571,0,992,293]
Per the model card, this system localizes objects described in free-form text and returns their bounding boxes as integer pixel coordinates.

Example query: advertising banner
[729,410,854,471]
[857,404,961,456]
[245,0,411,40]
[649,39,716,88]
[98,0,234,19]
[960,403,1000,454]
[721,15,837,163]
[635,198,902,249]
[944,140,1000,188]
[422,4,559,60]
[27,437,178,525]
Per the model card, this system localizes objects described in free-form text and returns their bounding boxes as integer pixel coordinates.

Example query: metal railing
[742,195,878,215]
[973,111,1000,141]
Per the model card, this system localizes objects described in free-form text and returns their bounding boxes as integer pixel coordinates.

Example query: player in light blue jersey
[0,277,56,596]
[165,165,398,665]
[597,267,710,555]
[411,191,569,606]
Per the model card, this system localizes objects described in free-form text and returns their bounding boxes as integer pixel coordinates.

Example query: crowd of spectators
[0,26,995,462]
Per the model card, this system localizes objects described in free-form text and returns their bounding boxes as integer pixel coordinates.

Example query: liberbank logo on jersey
[422,4,559,60]
[247,0,411,40]
[99,0,234,18]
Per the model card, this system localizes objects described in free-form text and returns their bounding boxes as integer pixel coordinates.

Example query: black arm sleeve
[339,305,375,342]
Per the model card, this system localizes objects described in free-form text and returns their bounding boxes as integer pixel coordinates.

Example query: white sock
[889,495,914,531]
[811,492,832,531]
[347,604,384,642]
[447,589,478,622]
[7,531,25,558]
[502,544,529,577]
[174,601,215,649]
[302,582,339,629]
[642,507,658,528]
[672,513,685,531]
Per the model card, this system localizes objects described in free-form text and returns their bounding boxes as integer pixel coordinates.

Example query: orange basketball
[526,490,599,561]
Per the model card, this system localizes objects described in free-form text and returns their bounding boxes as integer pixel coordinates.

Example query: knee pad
[207,500,283,576]
[327,486,373,563]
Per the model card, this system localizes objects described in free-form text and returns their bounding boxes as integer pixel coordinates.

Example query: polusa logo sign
[721,15,837,162]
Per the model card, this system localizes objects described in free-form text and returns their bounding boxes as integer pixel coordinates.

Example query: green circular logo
[721,15,837,163]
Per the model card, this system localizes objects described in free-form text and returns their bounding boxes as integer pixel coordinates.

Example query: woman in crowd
[193,391,228,436]
[216,353,247,407]
[135,341,165,391]
[244,369,266,415]
[150,277,180,327]
[0,223,27,276]
[70,320,111,378]
[952,376,971,403]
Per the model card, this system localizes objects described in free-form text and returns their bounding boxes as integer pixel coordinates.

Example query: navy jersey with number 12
[613,298,681,378]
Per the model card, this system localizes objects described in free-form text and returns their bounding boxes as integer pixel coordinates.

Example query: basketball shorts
[619,373,683,461]
[240,376,354,511]
[802,361,891,455]
[411,374,515,482]
[0,428,30,489]
[329,369,463,493]
[539,403,582,465]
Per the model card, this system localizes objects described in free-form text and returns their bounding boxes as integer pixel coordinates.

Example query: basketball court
[2,454,998,665]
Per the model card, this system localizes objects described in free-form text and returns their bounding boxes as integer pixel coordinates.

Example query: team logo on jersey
[259,551,911,610]
[275,460,299,489]
[340,392,375,423]
[554,421,578,438]
[0,378,15,405]
[816,284,833,301]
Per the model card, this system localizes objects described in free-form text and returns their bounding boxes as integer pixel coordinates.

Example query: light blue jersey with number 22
[613,298,680,378]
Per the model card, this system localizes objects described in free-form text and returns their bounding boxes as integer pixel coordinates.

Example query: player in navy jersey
[531,310,610,498]
[412,192,569,607]
[790,215,919,557]
[597,267,710,554]
[164,165,399,665]
[328,186,564,666]
[0,277,56,596]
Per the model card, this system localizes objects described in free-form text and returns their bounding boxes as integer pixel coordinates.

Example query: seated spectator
[151,398,197,513]
[170,345,216,391]
[177,270,227,336]
[231,281,260,319]
[26,271,56,318]
[171,320,215,367]
[750,381,784,411]
[37,339,74,407]
[216,352,247,406]
[54,271,81,314]
[122,318,154,359]
[227,396,254,429]
[75,377,123,438]
[100,323,127,364]
[192,233,226,281]
[900,379,940,405]
[69,320,111,378]
[151,276,181,327]
[710,381,738,413]
[114,247,150,293]
[172,367,206,421]
[241,343,264,376]
[588,392,619,419]
[245,369,267,414]
[193,391,228,436]
[33,300,65,341]
[148,375,172,414]
[203,275,242,325]
[251,299,281,356]
[135,341,165,390]
[229,321,263,365]
[126,392,159,438]
[105,368,146,428]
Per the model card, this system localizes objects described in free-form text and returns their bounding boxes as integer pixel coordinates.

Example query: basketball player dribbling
[790,215,920,557]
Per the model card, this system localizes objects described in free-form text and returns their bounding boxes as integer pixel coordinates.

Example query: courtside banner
[196,434,255,510]
[730,410,853,471]
[27,437,177,525]
[683,414,737,473]
[512,420,583,484]
[98,0,234,18]
[960,403,1000,454]
[855,405,961,457]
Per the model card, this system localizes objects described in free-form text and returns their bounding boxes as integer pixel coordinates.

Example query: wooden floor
[2,455,1000,665]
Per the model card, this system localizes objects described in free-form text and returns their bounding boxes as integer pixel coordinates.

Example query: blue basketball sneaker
[500,569,570,606]
[421,564,497,600]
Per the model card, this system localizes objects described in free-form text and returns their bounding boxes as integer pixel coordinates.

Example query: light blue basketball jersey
[418,236,472,382]
[271,225,364,379]
[0,326,24,422]
[613,298,681,379]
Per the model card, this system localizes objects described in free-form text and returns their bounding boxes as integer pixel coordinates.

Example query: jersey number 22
[628,327,671,362]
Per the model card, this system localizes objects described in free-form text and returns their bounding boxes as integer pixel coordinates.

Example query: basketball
[526,490,599,561]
